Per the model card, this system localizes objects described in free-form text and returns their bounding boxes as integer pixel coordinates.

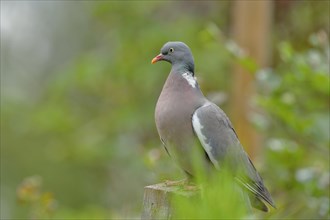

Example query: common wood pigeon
[152,41,275,212]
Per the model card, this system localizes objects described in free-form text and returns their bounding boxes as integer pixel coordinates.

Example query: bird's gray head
[152,41,195,74]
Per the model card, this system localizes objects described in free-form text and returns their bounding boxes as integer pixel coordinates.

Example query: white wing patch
[182,72,196,88]
[192,110,220,169]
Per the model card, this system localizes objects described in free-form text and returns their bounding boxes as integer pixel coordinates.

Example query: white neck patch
[182,72,196,88]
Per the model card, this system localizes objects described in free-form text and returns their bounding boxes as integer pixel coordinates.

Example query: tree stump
[141,181,198,220]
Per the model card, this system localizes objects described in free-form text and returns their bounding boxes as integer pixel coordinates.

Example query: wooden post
[230,0,273,158]
[141,182,198,220]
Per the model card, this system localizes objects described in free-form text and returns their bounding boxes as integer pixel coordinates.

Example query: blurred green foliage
[172,148,250,219]
[255,33,329,219]
[1,1,329,219]
[16,176,57,219]
[173,173,249,219]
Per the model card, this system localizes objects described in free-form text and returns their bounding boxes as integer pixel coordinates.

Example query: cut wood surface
[141,181,198,220]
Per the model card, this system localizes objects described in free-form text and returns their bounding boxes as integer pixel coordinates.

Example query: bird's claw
[164,179,187,187]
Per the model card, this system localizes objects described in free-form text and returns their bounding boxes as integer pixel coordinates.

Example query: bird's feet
[164,179,199,192]
[164,179,188,187]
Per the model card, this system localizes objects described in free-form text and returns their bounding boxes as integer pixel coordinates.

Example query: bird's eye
[169,48,174,53]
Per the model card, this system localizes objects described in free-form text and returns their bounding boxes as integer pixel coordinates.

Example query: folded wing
[192,103,275,211]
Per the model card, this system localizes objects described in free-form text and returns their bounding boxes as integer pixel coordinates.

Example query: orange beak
[151,54,163,64]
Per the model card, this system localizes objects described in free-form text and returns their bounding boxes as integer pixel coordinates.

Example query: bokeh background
[1,1,329,219]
